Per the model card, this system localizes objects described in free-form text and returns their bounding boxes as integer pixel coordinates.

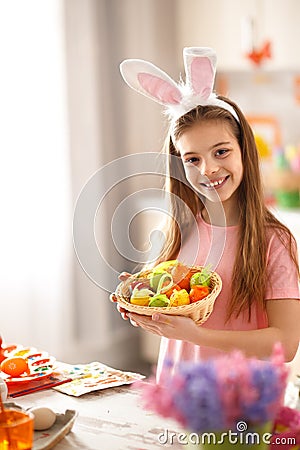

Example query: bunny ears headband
[120,47,239,123]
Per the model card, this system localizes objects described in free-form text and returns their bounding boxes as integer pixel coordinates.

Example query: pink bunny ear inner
[138,73,182,104]
[190,57,214,99]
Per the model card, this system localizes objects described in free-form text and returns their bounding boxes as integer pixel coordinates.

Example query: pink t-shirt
[156,214,300,382]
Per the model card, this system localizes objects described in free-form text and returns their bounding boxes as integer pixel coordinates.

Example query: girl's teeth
[205,178,225,187]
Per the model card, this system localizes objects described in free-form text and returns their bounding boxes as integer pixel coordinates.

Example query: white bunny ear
[120,49,239,123]
[183,47,217,100]
[120,59,182,106]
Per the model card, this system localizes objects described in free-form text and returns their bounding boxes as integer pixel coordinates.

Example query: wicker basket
[115,266,222,325]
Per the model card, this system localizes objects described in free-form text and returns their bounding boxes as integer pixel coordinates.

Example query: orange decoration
[294,76,300,105]
[163,284,181,298]
[0,356,30,377]
[189,285,210,303]
[246,115,282,148]
[246,41,272,66]
[171,263,196,291]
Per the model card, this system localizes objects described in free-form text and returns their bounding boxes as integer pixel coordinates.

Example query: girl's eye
[184,157,199,164]
[215,149,228,157]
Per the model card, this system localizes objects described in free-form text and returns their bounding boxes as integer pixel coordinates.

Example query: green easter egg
[149,270,165,291]
[148,294,170,307]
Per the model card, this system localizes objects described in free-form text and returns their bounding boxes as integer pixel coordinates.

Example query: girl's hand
[127,312,198,341]
[109,293,130,321]
[110,272,143,326]
[110,272,132,321]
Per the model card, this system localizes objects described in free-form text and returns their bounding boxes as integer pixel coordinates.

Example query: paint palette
[0,346,55,384]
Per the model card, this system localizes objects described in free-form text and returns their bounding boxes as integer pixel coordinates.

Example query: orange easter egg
[0,356,29,377]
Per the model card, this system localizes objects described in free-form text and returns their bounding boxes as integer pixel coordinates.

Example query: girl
[111,48,300,381]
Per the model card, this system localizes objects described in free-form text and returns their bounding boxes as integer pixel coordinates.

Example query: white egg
[28,406,56,430]
[0,377,8,402]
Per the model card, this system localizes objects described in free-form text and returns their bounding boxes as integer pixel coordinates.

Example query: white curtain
[0,0,178,368]
[0,0,73,359]
[63,0,179,367]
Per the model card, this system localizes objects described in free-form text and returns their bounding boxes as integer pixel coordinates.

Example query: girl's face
[176,120,243,208]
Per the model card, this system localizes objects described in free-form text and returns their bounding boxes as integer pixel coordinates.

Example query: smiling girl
[112,48,300,381]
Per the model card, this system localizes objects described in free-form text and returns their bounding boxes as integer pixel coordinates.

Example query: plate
[1,367,54,384]
[0,346,55,385]
[33,409,78,450]
[4,403,78,450]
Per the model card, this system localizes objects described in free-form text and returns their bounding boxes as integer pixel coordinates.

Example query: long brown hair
[158,97,299,321]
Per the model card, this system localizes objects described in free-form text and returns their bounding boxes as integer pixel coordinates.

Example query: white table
[10,381,300,449]
[14,385,183,450]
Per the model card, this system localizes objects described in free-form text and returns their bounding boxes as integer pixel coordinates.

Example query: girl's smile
[200,175,230,189]
[176,120,243,213]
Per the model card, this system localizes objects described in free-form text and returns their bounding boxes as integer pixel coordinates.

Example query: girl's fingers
[129,318,139,327]
[110,271,132,320]
[116,304,129,318]
[109,293,117,303]
[118,271,132,281]
[116,304,126,314]
[110,271,132,301]
[109,293,130,320]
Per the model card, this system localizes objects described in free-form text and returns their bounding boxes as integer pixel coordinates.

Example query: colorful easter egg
[0,356,30,377]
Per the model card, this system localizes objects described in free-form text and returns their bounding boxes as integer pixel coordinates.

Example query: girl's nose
[199,159,218,176]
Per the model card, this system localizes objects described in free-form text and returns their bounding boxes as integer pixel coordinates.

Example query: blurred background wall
[0,0,299,375]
